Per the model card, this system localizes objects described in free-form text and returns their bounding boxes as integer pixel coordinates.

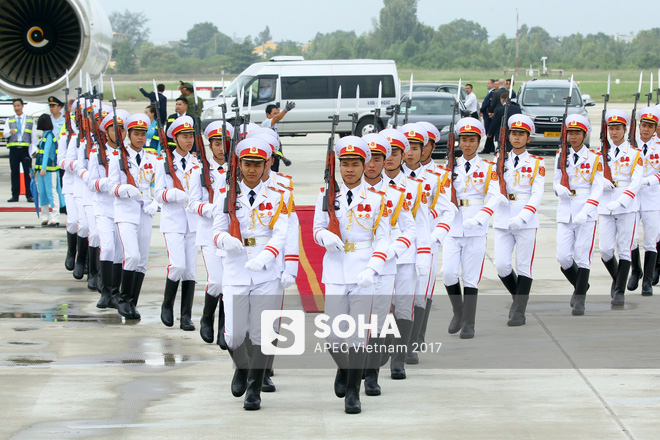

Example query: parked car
[408,83,467,101]
[514,79,596,150]
[386,91,464,158]
[0,94,49,147]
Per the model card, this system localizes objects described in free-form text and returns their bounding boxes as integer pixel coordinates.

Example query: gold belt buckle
[459,199,469,207]
[243,237,256,246]
[508,194,517,201]
[344,242,355,252]
[569,190,576,196]
[612,181,619,188]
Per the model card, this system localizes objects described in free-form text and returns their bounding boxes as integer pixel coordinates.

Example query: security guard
[165,97,189,151]
[493,114,545,326]
[212,137,289,411]
[3,98,36,202]
[179,81,204,118]
[631,107,660,296]
[443,117,504,339]
[553,114,604,315]
[102,113,160,320]
[598,109,643,306]
[155,116,200,331]
[188,121,232,343]
[312,136,390,414]
[84,108,129,309]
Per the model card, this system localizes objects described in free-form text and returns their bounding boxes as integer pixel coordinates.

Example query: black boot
[654,242,660,285]
[228,343,250,397]
[87,247,100,291]
[345,347,367,414]
[627,248,642,291]
[499,271,518,318]
[244,345,268,410]
[109,263,122,309]
[262,339,277,392]
[216,294,228,350]
[329,349,349,398]
[602,257,618,298]
[131,272,145,319]
[642,251,656,296]
[572,268,590,316]
[405,306,426,365]
[200,293,219,343]
[508,276,532,326]
[180,280,196,331]
[160,278,179,327]
[65,232,77,271]
[73,236,88,280]
[390,318,413,379]
[460,288,478,339]
[96,261,114,309]
[445,283,463,334]
[417,298,432,346]
[364,337,383,396]
[611,260,630,306]
[561,262,587,307]
[117,270,136,319]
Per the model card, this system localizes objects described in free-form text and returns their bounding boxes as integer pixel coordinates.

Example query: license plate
[544,132,560,137]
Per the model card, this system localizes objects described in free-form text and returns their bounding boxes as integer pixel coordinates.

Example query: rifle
[656,68,660,106]
[74,72,83,156]
[403,74,413,125]
[110,78,136,187]
[628,71,642,148]
[221,74,230,155]
[558,75,574,190]
[82,91,94,161]
[496,75,514,197]
[322,86,342,238]
[446,79,460,207]
[63,69,73,143]
[372,81,382,133]
[647,72,654,107]
[192,79,214,203]
[93,73,109,174]
[223,94,243,241]
[601,75,614,185]
[152,79,184,191]
[350,85,360,136]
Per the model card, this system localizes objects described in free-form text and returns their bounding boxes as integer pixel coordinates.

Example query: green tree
[256,26,272,45]
[109,10,149,46]
[112,40,138,74]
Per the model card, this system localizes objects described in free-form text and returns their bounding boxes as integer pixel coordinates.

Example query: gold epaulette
[484,159,496,165]
[146,150,158,155]
[268,186,285,194]
[277,182,293,192]
[368,187,387,197]
[407,175,423,183]
[427,168,444,177]
[388,183,405,192]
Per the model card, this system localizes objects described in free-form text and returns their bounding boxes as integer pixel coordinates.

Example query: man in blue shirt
[138,83,167,125]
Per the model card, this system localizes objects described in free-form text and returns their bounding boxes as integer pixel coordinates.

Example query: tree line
[109,0,660,75]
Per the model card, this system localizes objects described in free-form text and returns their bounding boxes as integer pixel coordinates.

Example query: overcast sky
[102,0,650,45]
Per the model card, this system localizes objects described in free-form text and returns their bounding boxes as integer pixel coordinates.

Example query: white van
[201,58,400,136]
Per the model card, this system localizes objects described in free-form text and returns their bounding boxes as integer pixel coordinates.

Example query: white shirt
[464,92,478,113]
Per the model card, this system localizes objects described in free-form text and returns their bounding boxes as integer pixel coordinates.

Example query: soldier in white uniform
[67,99,89,280]
[57,108,79,272]
[553,114,604,315]
[493,114,545,326]
[155,116,200,331]
[313,136,390,414]
[362,131,416,393]
[598,109,643,306]
[212,137,289,411]
[188,121,233,343]
[443,117,504,339]
[629,107,660,296]
[102,113,160,319]
[84,109,129,308]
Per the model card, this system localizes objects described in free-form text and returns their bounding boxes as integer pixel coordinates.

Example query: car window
[409,97,455,115]
[282,76,331,100]
[522,87,582,107]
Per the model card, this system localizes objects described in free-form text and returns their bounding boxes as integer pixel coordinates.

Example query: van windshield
[522,86,582,107]
[222,75,254,98]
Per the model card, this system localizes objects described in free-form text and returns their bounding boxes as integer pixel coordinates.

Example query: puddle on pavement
[14,240,65,250]
[1,302,124,325]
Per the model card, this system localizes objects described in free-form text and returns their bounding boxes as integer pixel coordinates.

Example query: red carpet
[295,206,325,313]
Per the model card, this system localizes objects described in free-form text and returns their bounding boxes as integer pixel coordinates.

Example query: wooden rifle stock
[600,88,613,184]
[224,110,242,241]
[322,114,341,237]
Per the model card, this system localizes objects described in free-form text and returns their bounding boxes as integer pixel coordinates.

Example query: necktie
[410,171,416,178]
[181,158,186,170]
[465,161,471,173]
[573,153,578,165]
[643,144,648,156]
[513,155,519,168]
[615,147,620,158]
[136,153,141,166]
[17,116,21,137]
[249,190,256,206]
[347,190,353,206]
[390,179,396,186]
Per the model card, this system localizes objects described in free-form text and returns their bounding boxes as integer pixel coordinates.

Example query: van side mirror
[385,105,394,116]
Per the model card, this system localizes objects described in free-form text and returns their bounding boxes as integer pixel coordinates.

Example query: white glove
[573,211,588,225]
[70,160,79,172]
[357,268,376,288]
[416,264,430,277]
[164,189,188,204]
[463,218,480,230]
[555,185,571,199]
[603,179,615,190]
[201,203,215,218]
[431,227,448,244]
[115,184,142,200]
[494,192,508,207]
[387,240,409,260]
[606,200,621,212]
[93,178,112,193]
[509,216,525,230]
[281,273,296,289]
[78,169,90,183]
[317,229,344,252]
[143,200,159,216]
[245,250,276,272]
[221,235,244,253]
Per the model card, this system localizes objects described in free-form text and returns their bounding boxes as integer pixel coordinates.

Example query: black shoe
[445,283,463,334]
[180,280,196,331]
[26,196,34,203]
[244,346,268,410]
[329,349,349,397]
[96,261,114,309]
[508,276,532,326]
[200,293,219,343]
[345,348,367,414]
[460,288,478,339]
[611,260,630,306]
[7,197,18,202]
[228,344,250,397]
[117,270,136,319]
[262,367,276,393]
[131,272,145,319]
[65,232,77,271]
[160,278,179,327]
[628,248,642,291]
[73,236,88,280]
[642,251,656,296]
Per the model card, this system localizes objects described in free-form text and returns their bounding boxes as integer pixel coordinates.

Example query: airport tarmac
[1,102,659,439]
